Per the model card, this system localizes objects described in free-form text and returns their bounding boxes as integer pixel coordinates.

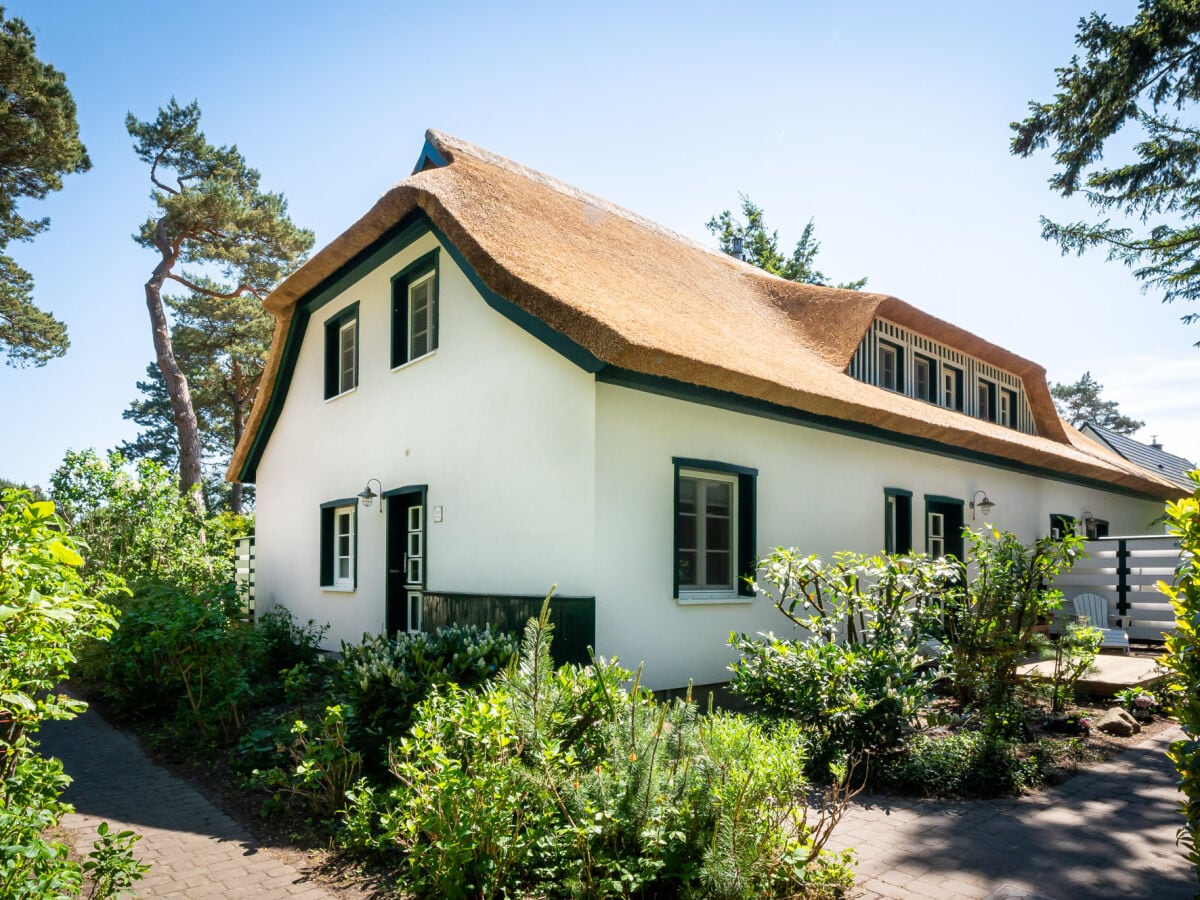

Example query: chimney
[1151,435,1163,450]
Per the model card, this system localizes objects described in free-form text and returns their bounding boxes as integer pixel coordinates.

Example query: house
[1079,421,1197,498]
[228,131,1185,689]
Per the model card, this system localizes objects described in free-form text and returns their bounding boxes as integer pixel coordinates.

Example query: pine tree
[127,99,313,504]
[1012,3,1200,336]
[0,9,89,366]
[1050,371,1144,434]
[706,194,867,290]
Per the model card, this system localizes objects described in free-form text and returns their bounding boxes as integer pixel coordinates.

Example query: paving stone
[39,709,340,898]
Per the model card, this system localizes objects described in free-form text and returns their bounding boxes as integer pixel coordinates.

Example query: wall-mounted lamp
[969,490,996,521]
[357,478,384,513]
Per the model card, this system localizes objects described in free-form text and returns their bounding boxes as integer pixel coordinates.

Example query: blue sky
[3,0,1196,488]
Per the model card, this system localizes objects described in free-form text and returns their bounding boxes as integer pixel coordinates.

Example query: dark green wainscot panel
[420,593,596,666]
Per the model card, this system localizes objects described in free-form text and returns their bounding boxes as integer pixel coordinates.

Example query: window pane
[678,477,697,513]
[339,322,355,391]
[409,279,431,359]
[408,532,422,557]
[677,550,698,586]
[705,481,730,517]
[677,512,696,551]
[706,514,730,551]
[705,551,731,586]
[338,557,350,579]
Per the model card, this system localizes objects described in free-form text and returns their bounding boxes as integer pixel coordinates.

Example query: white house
[229,131,1184,689]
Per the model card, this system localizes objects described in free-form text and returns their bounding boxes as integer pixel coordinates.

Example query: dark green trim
[323,302,359,399]
[239,210,602,482]
[672,458,757,598]
[412,138,448,174]
[884,488,913,553]
[391,249,440,368]
[598,367,1165,503]
[382,484,429,499]
[923,494,964,506]
[433,224,604,373]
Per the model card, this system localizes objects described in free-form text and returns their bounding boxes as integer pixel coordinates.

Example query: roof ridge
[425,129,795,279]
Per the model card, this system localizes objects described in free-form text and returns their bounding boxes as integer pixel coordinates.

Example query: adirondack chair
[1070,592,1130,654]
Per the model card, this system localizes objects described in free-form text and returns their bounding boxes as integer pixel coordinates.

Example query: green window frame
[392,249,440,368]
[320,497,359,590]
[884,487,913,553]
[323,303,359,399]
[673,457,757,602]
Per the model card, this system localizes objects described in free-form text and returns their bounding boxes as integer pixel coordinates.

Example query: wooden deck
[1015,651,1167,697]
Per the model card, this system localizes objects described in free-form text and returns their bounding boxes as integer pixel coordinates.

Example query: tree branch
[164,273,262,301]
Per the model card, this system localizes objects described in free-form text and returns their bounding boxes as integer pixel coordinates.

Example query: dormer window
[847,318,1035,435]
[878,342,902,392]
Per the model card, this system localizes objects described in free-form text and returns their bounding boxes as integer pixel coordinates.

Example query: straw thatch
[229,130,1182,500]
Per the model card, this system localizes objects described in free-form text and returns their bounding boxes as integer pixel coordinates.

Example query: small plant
[1114,686,1160,718]
[253,704,362,817]
[1047,624,1102,713]
[874,730,1041,798]
[82,822,150,899]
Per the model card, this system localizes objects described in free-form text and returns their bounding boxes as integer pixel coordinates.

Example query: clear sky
[2,0,1195,489]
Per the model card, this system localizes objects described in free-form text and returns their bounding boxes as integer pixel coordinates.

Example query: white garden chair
[1070,592,1130,655]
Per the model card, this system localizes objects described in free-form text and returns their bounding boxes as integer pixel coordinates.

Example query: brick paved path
[39,709,341,899]
[828,725,1194,899]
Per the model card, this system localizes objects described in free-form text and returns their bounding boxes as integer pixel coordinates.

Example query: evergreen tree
[0,8,89,366]
[1050,371,1144,434]
[706,194,867,290]
[127,99,313,504]
[1012,3,1200,336]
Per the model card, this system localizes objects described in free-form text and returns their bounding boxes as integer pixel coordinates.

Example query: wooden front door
[386,489,426,636]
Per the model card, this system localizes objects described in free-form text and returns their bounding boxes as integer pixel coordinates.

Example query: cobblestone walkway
[39,709,341,899]
[828,725,1194,898]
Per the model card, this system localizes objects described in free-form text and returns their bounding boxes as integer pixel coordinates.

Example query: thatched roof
[229,130,1183,500]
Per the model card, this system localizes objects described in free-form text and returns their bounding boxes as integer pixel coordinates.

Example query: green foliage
[50,448,242,591]
[0,8,90,366]
[1050,371,1144,434]
[1115,686,1161,717]
[253,704,362,817]
[706,194,868,290]
[0,489,143,897]
[874,730,1041,798]
[82,822,150,899]
[102,581,249,742]
[342,601,855,898]
[939,529,1083,732]
[244,605,326,685]
[1046,623,1102,714]
[331,625,517,771]
[730,550,955,762]
[1012,4,1200,333]
[1159,475,1200,881]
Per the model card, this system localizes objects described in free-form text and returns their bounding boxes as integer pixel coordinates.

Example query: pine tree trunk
[146,221,204,512]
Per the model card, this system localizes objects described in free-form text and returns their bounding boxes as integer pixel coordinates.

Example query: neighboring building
[1079,421,1197,497]
[229,131,1184,689]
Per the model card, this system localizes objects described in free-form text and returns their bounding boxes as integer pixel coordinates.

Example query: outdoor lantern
[969,490,996,520]
[358,478,383,512]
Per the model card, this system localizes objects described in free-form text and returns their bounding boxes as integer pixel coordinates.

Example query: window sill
[676,594,754,606]
[324,386,358,404]
[321,585,356,594]
[391,349,437,373]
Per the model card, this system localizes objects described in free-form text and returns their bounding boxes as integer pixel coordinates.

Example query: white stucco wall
[592,383,1165,689]
[254,232,597,648]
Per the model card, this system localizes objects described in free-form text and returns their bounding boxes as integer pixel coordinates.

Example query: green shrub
[730,550,953,764]
[332,625,518,769]
[341,600,855,899]
[252,704,362,817]
[102,581,249,741]
[244,605,327,685]
[1160,478,1200,882]
[0,488,143,897]
[940,529,1083,731]
[874,730,1040,798]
